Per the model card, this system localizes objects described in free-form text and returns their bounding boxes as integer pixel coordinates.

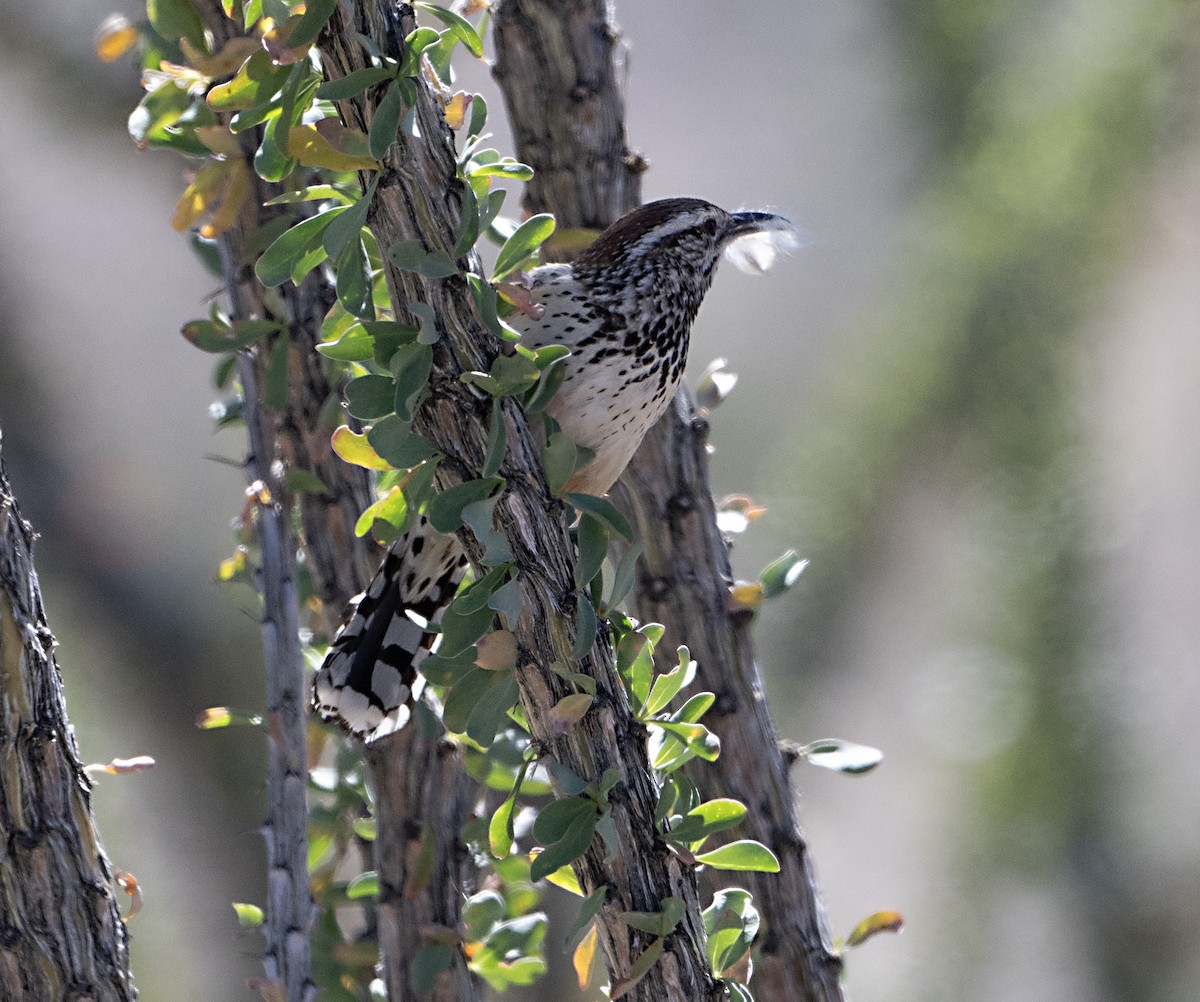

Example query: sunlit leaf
[232,902,264,927]
[800,738,883,775]
[346,871,379,899]
[694,840,780,873]
[492,213,555,283]
[288,124,379,171]
[845,909,904,947]
[95,15,140,62]
[572,924,599,990]
[331,425,392,470]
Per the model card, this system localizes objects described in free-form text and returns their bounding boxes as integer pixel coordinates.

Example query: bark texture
[318,4,721,999]
[0,433,136,1002]
[196,6,483,998]
[490,1,845,997]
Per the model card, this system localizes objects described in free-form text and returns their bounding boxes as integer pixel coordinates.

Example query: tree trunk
[490,2,846,997]
[0,433,136,1002]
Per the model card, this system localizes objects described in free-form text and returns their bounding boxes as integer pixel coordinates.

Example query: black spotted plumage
[312,198,795,740]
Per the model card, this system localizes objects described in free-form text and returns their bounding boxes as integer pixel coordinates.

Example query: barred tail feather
[312,519,467,742]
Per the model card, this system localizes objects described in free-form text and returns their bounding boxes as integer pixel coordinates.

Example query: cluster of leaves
[111,0,895,998]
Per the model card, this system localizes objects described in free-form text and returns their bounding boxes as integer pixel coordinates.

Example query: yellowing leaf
[548,693,593,734]
[201,158,251,238]
[180,35,260,78]
[95,15,140,62]
[262,16,311,64]
[85,755,156,776]
[845,909,904,948]
[171,162,227,232]
[331,425,391,471]
[727,581,764,613]
[540,860,584,896]
[288,124,379,172]
[195,125,242,157]
[475,630,517,670]
[115,870,144,920]
[444,91,471,130]
[572,924,599,989]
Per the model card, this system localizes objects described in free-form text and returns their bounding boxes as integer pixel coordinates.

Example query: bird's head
[571,197,797,320]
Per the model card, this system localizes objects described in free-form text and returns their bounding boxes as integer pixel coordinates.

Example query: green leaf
[565,493,633,541]
[443,668,517,746]
[355,485,409,540]
[492,213,555,282]
[642,662,687,719]
[369,80,404,159]
[574,513,607,590]
[334,237,374,319]
[530,800,598,883]
[467,91,488,137]
[454,180,481,257]
[316,322,374,361]
[760,549,808,599]
[367,416,435,468]
[264,332,289,408]
[462,494,514,564]
[616,630,655,713]
[694,840,780,873]
[481,398,507,477]
[232,902,264,927]
[488,758,530,858]
[571,598,597,661]
[346,871,380,899]
[390,342,434,421]
[364,320,419,365]
[488,576,522,626]
[438,604,495,660]
[605,543,643,612]
[618,897,685,938]
[285,0,337,47]
[207,49,290,111]
[799,738,883,775]
[463,890,507,942]
[181,319,283,353]
[284,467,328,494]
[399,27,441,75]
[467,161,534,182]
[666,799,747,844]
[352,816,377,841]
[523,352,569,414]
[344,374,395,420]
[427,478,504,533]
[389,239,458,277]
[566,885,608,948]
[411,945,454,994]
[465,672,519,746]
[316,65,396,100]
[255,206,348,287]
[415,3,484,57]
[323,176,378,258]
[542,432,577,496]
[147,0,204,45]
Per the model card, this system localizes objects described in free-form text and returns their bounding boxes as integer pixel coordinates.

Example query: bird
[312,197,796,740]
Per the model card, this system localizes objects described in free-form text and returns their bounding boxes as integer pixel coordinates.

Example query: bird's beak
[728,210,794,239]
[724,211,800,274]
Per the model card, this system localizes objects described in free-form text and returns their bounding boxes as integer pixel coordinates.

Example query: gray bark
[490,1,845,997]
[318,3,722,999]
[0,433,136,1002]
[195,7,484,999]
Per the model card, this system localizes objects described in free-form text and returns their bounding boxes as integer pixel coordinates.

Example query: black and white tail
[311,518,467,742]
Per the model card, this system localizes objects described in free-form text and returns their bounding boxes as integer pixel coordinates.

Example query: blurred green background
[2,1,1199,999]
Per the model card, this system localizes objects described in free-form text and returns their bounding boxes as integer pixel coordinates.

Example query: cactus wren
[313,197,796,740]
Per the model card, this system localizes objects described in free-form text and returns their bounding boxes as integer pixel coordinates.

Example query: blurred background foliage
[1,1,1199,1000]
